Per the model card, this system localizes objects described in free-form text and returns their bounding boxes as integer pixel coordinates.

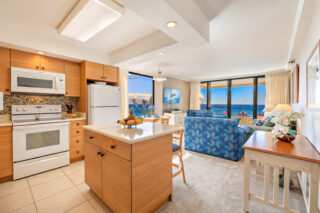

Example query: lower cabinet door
[84,142,102,198]
[102,152,131,213]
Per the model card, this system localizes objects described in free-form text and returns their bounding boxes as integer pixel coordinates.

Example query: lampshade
[270,104,293,115]
[263,105,274,112]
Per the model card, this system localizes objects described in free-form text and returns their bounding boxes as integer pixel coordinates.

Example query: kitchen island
[83,122,184,213]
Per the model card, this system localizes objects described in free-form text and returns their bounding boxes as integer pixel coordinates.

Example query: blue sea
[129,104,265,117]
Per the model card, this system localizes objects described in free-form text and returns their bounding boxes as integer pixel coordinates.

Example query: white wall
[154,77,190,114]
[292,0,320,151]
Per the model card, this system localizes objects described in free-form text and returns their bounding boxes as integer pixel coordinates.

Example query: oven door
[13,122,69,162]
[11,67,65,94]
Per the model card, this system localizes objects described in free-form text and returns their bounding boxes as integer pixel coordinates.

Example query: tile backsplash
[0,94,79,115]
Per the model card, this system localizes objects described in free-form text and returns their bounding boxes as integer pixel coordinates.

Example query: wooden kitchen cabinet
[103,65,119,83]
[84,142,102,198]
[0,126,13,181]
[11,49,64,73]
[11,49,41,70]
[65,61,80,97]
[0,47,11,94]
[102,151,131,213]
[69,120,86,163]
[39,56,64,73]
[84,129,172,213]
[84,61,104,81]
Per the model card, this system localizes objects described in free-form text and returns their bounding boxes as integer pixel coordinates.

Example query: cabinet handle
[76,151,80,154]
[76,123,80,126]
[76,131,80,134]
[76,140,80,143]
[89,136,94,139]
[101,76,104,79]
[5,89,9,92]
[97,152,101,155]
[111,145,115,149]
[66,92,68,95]
[36,66,39,69]
[42,67,45,70]
[100,153,105,157]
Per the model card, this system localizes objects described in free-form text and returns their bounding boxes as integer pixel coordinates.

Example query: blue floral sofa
[184,111,247,161]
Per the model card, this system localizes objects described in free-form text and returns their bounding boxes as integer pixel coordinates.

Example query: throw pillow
[263,116,275,127]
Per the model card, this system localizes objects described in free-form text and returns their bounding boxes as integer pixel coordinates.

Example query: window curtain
[265,71,291,106]
[189,81,201,110]
[120,69,129,118]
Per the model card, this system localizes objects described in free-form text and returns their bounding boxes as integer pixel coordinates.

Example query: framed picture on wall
[291,64,299,103]
[307,40,320,111]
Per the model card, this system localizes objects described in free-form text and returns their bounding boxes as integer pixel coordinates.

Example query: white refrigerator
[87,84,121,124]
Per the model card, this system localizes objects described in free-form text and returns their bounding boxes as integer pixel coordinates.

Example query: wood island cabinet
[84,129,172,213]
[0,126,13,181]
[11,49,64,73]
[65,61,80,97]
[0,47,11,94]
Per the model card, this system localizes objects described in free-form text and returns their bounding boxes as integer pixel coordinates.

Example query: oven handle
[13,122,69,130]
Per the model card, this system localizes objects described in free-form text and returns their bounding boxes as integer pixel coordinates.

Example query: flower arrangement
[271,111,304,140]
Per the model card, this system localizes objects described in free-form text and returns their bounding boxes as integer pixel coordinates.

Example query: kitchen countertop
[83,122,184,144]
[0,115,12,127]
[62,112,86,121]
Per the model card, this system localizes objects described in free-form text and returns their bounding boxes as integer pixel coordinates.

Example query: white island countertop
[83,122,184,144]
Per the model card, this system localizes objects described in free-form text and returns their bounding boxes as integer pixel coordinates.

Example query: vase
[277,134,296,142]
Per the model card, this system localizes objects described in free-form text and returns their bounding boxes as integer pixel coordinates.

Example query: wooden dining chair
[161,117,169,124]
[172,130,186,183]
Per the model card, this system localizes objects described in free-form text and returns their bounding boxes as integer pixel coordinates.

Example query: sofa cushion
[172,144,180,152]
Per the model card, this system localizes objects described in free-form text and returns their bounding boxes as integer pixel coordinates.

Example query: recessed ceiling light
[166,21,177,28]
[158,52,165,55]
[58,0,125,42]
[37,51,44,55]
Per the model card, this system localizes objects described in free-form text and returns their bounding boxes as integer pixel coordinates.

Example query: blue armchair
[184,117,247,161]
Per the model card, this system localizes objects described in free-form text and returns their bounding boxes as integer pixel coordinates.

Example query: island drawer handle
[76,140,80,143]
[89,136,94,139]
[97,152,101,155]
[100,153,105,157]
[111,145,115,149]
[76,131,80,133]
[76,123,80,126]
[76,151,80,154]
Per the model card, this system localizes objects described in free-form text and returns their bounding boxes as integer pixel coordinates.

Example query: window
[128,73,154,116]
[210,81,228,115]
[200,83,207,110]
[201,76,266,125]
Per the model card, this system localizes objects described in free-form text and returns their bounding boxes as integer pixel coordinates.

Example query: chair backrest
[173,130,184,151]
[161,117,169,124]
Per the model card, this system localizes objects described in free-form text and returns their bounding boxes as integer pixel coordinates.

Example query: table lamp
[270,104,293,115]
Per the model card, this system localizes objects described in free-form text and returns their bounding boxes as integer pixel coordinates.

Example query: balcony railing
[200,104,265,126]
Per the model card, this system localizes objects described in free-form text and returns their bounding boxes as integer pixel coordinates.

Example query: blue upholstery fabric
[184,117,247,161]
[172,143,180,152]
[187,110,227,118]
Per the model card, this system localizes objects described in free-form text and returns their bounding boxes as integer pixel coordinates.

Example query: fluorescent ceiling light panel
[58,0,125,42]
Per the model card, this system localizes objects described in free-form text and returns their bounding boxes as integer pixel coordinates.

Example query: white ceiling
[0,0,307,81]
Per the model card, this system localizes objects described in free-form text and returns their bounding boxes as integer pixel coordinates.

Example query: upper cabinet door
[85,61,104,81]
[0,47,11,94]
[40,56,64,74]
[65,61,80,97]
[11,50,40,70]
[103,65,119,83]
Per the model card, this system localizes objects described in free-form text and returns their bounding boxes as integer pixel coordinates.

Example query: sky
[128,74,153,94]
[201,85,266,105]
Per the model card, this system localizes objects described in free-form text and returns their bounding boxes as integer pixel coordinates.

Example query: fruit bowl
[117,117,144,129]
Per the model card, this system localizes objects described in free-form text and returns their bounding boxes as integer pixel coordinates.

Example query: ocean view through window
[200,76,266,123]
[128,73,154,116]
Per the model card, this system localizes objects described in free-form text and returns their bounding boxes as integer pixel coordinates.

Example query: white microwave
[11,67,65,95]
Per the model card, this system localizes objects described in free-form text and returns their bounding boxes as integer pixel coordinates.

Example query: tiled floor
[0,161,111,213]
[0,152,307,213]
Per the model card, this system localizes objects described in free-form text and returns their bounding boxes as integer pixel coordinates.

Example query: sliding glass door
[201,76,265,124]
